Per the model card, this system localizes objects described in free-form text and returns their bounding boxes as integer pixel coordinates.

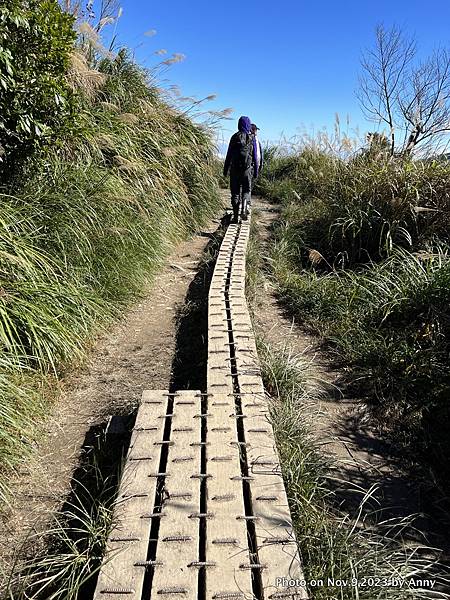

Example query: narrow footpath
[93,213,306,600]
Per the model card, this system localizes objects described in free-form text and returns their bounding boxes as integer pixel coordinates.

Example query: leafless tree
[358,25,415,155]
[358,25,450,156]
[400,49,450,154]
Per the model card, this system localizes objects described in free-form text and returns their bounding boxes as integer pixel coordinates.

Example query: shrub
[266,139,450,485]
[0,8,221,501]
[274,237,450,479]
[260,146,450,268]
[0,1,78,180]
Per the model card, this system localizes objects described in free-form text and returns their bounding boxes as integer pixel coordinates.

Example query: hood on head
[238,116,251,134]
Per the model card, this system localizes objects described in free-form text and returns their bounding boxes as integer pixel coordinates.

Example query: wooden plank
[207,298,231,392]
[228,221,308,599]
[205,224,253,599]
[151,391,201,599]
[207,234,232,394]
[204,214,308,599]
[205,395,253,600]
[244,413,308,599]
[93,390,169,600]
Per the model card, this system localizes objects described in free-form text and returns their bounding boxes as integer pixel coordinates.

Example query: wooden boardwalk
[93,217,307,600]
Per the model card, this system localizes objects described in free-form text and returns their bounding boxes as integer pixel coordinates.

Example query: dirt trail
[0,203,226,578]
[252,196,449,554]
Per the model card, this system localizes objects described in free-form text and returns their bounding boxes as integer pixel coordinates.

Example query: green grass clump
[258,146,450,268]
[0,6,221,503]
[245,212,449,598]
[273,204,450,477]
[275,243,450,470]
[3,433,124,600]
[258,340,449,600]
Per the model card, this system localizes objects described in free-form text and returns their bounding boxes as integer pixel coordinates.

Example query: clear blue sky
[101,0,450,148]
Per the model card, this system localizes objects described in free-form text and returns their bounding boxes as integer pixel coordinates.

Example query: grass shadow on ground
[324,410,450,553]
[4,416,134,600]
[169,216,229,392]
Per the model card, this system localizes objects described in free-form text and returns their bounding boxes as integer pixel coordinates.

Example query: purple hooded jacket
[238,115,252,134]
[223,116,258,177]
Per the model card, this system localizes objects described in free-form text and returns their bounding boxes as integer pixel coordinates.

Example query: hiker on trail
[251,123,263,179]
[223,116,257,223]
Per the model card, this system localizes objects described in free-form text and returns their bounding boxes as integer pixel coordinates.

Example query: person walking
[223,116,256,223]
[249,123,263,207]
[251,123,263,178]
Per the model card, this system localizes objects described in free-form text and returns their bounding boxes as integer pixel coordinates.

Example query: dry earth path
[3,191,448,596]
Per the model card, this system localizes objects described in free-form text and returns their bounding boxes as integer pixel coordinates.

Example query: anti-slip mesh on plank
[93,215,308,600]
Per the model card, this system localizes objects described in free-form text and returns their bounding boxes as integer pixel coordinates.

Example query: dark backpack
[232,131,253,171]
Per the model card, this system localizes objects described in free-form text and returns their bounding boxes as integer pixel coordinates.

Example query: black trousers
[230,168,252,215]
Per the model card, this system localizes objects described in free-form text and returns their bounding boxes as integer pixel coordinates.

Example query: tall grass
[3,433,125,600]
[258,340,450,600]
[0,24,221,501]
[244,202,450,598]
[274,243,450,470]
[256,136,450,486]
[257,148,450,268]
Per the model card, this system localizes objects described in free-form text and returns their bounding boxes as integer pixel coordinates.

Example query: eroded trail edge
[93,217,307,600]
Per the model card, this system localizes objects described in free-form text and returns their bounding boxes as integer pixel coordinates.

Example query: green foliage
[246,205,449,597]
[211,156,228,188]
[0,8,221,501]
[0,1,77,177]
[265,141,450,484]
[259,147,450,268]
[5,437,123,599]
[258,340,449,599]
[275,245,450,423]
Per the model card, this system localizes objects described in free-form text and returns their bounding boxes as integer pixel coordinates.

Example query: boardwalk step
[93,213,308,600]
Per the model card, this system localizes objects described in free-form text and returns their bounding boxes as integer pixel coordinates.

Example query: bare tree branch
[358,25,450,156]
[400,49,450,153]
[357,25,415,155]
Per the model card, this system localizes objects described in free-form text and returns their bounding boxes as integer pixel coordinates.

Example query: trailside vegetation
[245,209,449,599]
[255,139,450,487]
[253,119,450,486]
[251,25,450,487]
[0,0,221,502]
[259,340,449,599]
